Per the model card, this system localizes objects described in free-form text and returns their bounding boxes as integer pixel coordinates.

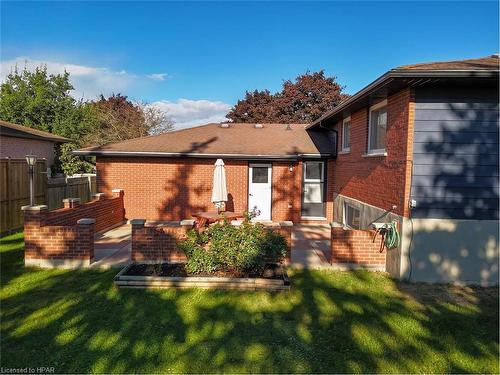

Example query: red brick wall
[23,208,95,263]
[97,157,331,223]
[271,161,302,222]
[333,88,414,217]
[97,157,248,221]
[131,221,292,264]
[23,194,125,267]
[331,226,386,267]
[131,222,191,263]
[44,193,125,232]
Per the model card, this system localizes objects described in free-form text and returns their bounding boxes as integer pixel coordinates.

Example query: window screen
[252,167,268,183]
[369,107,387,151]
[342,121,351,150]
[344,203,361,229]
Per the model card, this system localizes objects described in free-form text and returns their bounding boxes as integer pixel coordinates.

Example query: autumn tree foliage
[227,70,348,123]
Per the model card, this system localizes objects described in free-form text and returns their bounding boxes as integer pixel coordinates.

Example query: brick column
[76,218,96,263]
[63,198,81,209]
[112,189,125,223]
[112,188,124,198]
[92,193,106,201]
[22,205,48,262]
[22,204,48,228]
[180,219,195,234]
[278,221,293,265]
[131,219,147,262]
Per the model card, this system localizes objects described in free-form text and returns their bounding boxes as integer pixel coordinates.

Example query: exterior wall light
[25,154,38,206]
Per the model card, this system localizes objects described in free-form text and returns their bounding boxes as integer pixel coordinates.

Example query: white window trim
[341,116,351,153]
[303,161,324,182]
[367,99,387,154]
[249,163,272,185]
[343,202,361,229]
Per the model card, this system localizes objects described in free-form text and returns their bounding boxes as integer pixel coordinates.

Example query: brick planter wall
[130,220,293,265]
[44,189,125,232]
[331,224,386,270]
[22,190,125,268]
[131,220,194,263]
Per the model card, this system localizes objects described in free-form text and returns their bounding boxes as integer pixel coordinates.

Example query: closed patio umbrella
[211,158,228,213]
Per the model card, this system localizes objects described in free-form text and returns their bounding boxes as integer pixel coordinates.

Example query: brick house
[76,123,337,224]
[0,120,69,166]
[75,55,499,283]
[309,55,499,284]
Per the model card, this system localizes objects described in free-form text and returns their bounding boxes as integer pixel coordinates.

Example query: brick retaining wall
[44,190,125,232]
[22,190,125,268]
[331,223,386,270]
[131,220,292,264]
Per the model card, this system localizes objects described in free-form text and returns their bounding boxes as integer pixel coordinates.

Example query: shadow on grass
[1,233,498,373]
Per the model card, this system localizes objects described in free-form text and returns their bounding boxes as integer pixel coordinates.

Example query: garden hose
[383,221,400,250]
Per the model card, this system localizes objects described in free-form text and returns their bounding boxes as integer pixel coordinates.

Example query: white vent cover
[254,123,264,128]
[220,123,230,128]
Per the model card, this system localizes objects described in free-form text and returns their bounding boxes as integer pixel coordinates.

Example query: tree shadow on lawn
[1,238,498,373]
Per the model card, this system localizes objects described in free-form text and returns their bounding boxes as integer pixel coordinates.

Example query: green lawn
[1,232,498,374]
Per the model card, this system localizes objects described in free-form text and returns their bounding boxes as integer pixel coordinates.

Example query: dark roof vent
[254,123,264,129]
[285,124,292,131]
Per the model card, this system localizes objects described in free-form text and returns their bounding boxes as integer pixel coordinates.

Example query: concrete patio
[291,224,331,269]
[91,223,333,269]
[91,224,131,269]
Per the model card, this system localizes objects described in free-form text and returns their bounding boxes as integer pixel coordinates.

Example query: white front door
[248,163,272,220]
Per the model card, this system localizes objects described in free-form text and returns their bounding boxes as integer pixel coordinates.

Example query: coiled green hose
[384,221,400,249]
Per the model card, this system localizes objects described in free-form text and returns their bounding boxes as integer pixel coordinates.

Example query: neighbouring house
[74,55,499,284]
[0,120,70,166]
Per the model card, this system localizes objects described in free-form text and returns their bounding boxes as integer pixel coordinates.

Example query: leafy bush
[177,220,287,275]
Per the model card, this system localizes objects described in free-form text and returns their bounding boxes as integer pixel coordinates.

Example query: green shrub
[178,220,287,275]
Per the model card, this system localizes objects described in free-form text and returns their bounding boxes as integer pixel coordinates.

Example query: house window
[342,117,351,152]
[343,202,361,229]
[368,100,387,153]
[304,161,324,182]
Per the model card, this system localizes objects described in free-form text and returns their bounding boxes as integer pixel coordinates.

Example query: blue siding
[411,87,499,220]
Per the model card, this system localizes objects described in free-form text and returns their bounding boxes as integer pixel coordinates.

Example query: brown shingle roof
[0,120,70,143]
[394,55,499,71]
[309,55,499,128]
[74,123,334,158]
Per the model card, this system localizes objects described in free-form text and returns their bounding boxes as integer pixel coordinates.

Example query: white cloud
[147,73,168,81]
[152,99,231,129]
[0,57,160,100]
[0,56,233,129]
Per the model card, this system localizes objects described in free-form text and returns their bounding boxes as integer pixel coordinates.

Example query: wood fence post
[6,157,12,234]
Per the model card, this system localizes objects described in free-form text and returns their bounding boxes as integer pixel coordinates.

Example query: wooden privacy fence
[46,174,97,210]
[0,157,96,234]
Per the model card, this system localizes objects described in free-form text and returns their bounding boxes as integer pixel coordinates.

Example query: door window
[252,167,269,183]
[301,161,326,217]
[304,161,324,182]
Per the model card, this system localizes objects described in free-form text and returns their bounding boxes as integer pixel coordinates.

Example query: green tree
[0,64,100,174]
[0,64,174,175]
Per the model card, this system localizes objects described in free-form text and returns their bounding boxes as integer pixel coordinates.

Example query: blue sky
[1,1,498,127]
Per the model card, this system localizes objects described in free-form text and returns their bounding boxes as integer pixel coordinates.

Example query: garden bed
[114,262,290,290]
